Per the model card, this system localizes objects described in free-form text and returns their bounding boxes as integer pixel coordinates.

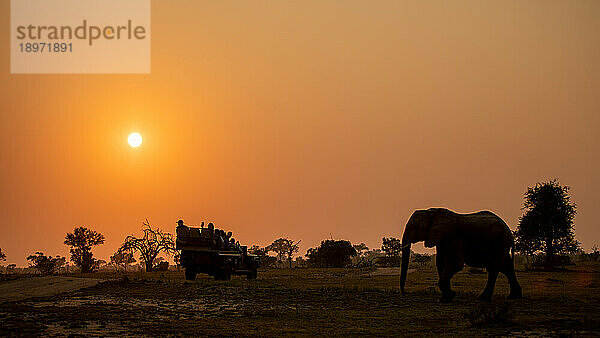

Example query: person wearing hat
[176,219,187,238]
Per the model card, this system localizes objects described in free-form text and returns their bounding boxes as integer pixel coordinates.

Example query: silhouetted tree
[352,247,383,268]
[514,180,579,266]
[351,243,380,267]
[246,244,259,253]
[306,240,357,268]
[353,243,369,256]
[110,251,137,271]
[0,248,5,262]
[118,219,176,272]
[248,245,278,268]
[381,237,402,257]
[364,248,383,258]
[511,229,542,267]
[378,237,403,267]
[266,238,301,268]
[97,259,107,270]
[26,252,65,275]
[64,227,105,273]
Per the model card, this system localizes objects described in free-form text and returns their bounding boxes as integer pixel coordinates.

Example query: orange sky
[1,1,599,266]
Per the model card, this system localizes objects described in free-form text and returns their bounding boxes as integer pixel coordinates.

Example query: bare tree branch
[118,219,176,272]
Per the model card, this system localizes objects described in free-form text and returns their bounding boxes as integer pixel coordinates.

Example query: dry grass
[0,262,599,336]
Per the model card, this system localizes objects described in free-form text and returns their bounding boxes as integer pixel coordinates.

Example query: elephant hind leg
[478,269,498,302]
[501,253,522,299]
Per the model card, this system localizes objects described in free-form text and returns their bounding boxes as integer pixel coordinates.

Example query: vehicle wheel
[185,268,197,281]
[213,270,222,281]
[247,268,257,280]
[214,266,231,281]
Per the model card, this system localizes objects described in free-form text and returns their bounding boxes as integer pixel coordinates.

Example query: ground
[1,263,599,336]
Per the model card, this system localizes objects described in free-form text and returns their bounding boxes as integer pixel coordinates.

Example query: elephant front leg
[437,267,458,303]
[436,242,462,303]
[436,259,457,303]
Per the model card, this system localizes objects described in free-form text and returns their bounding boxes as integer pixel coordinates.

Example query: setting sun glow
[128,133,142,147]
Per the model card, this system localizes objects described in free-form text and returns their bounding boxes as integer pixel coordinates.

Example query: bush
[306,240,357,268]
[154,261,169,271]
[411,253,432,267]
[531,254,574,268]
[27,252,66,275]
[375,256,401,267]
[579,245,600,262]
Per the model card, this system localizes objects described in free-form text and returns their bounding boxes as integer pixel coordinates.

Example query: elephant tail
[511,244,515,261]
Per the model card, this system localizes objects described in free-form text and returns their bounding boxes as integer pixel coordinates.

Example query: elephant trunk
[400,242,411,294]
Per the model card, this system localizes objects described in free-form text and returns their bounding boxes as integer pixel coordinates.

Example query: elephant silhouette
[400,208,522,303]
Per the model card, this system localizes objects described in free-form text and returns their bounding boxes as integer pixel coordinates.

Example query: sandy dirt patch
[0,276,102,303]
[0,268,599,336]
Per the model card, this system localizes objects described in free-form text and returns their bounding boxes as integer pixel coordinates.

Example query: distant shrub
[351,256,378,268]
[375,256,401,267]
[110,251,137,271]
[262,256,278,268]
[411,253,432,267]
[154,261,169,271]
[592,245,600,261]
[26,252,66,275]
[464,302,513,327]
[374,252,430,268]
[306,240,357,268]
[531,254,574,268]
[578,244,600,262]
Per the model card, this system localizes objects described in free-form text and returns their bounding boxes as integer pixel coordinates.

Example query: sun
[128,132,143,147]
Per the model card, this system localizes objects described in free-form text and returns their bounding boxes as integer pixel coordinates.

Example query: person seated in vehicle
[222,231,230,248]
[206,223,217,246]
[176,219,188,237]
[222,230,228,249]
[218,230,226,249]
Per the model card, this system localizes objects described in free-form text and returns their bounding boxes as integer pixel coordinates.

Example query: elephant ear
[424,210,451,248]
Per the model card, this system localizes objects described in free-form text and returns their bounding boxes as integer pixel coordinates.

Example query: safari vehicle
[176,221,260,281]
